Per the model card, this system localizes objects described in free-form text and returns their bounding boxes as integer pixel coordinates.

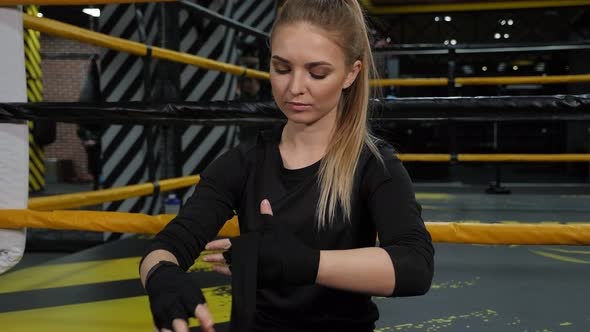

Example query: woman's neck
[279,118,336,170]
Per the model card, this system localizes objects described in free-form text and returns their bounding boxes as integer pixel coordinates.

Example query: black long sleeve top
[149,126,434,332]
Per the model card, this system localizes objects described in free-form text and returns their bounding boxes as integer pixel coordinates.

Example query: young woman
[139,1,434,332]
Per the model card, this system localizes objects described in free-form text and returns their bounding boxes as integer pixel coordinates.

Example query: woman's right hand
[145,261,215,332]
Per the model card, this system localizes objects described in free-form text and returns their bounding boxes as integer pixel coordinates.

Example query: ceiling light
[435,16,440,22]
[36,12,43,18]
[82,8,101,18]
[482,66,488,71]
[508,19,514,25]
[444,16,452,22]
[534,62,545,72]
[450,39,457,45]
[513,65,518,70]
[494,33,501,39]
[504,33,510,39]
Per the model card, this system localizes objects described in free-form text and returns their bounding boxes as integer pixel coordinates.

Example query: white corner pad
[0,229,27,274]
[0,7,29,275]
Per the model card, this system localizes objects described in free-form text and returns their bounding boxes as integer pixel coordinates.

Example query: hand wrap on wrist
[144,261,206,330]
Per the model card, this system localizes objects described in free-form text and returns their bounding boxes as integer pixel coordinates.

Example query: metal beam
[361,0,590,14]
[376,41,590,55]
[178,0,269,40]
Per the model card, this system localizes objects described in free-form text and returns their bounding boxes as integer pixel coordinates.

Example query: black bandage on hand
[257,215,320,287]
[145,261,207,329]
[224,215,320,288]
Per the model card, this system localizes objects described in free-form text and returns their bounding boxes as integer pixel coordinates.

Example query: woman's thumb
[260,199,273,216]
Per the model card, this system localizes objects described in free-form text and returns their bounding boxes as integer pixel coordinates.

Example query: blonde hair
[270,0,382,228]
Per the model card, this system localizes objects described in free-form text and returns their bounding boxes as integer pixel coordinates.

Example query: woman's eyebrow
[271,55,333,68]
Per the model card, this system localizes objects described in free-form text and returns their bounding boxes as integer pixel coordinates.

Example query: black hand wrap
[226,215,320,332]
[225,215,320,287]
[145,261,207,330]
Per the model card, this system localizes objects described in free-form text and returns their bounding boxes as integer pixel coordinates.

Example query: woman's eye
[310,73,327,80]
[274,67,290,74]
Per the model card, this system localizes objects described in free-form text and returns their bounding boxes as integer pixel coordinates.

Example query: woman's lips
[286,102,311,112]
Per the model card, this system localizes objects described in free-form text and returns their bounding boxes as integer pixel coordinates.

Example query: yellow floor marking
[374,309,498,331]
[0,285,231,332]
[0,255,214,294]
[544,248,590,255]
[530,250,590,264]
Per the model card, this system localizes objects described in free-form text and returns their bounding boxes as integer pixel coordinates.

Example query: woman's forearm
[139,249,179,287]
[315,247,395,296]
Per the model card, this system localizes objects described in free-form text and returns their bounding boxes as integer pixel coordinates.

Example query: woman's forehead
[271,23,345,65]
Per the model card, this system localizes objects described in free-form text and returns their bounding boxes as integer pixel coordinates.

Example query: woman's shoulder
[219,124,282,162]
[374,139,399,161]
[360,139,399,165]
[357,139,404,189]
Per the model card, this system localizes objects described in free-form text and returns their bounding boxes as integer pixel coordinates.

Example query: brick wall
[40,35,99,182]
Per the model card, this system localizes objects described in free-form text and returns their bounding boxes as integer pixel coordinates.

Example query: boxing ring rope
[0,209,589,245]
[5,0,590,13]
[22,152,590,211]
[0,0,173,6]
[398,154,590,162]
[28,175,200,211]
[371,74,590,87]
[359,0,590,14]
[22,15,269,81]
[19,14,590,87]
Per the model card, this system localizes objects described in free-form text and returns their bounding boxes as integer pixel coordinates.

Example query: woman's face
[270,22,361,127]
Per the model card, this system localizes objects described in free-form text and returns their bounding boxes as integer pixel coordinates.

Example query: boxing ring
[1,2,590,331]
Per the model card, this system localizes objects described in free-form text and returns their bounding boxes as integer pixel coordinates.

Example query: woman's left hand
[203,239,232,276]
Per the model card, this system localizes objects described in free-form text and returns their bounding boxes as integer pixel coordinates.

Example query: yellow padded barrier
[0,209,240,238]
[1,209,589,245]
[28,175,200,211]
[427,222,590,245]
[22,14,269,80]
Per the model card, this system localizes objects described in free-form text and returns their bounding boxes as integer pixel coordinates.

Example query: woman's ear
[343,60,362,89]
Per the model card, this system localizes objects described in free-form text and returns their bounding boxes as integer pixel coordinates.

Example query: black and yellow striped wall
[24,5,46,193]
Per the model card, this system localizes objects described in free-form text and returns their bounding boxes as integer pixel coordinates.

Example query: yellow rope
[28,175,200,210]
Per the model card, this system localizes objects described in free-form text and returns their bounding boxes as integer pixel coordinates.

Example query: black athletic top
[149,125,434,332]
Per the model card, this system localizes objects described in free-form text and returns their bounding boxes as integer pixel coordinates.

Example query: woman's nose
[288,71,305,95]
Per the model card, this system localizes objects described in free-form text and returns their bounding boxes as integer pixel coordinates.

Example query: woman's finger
[195,304,215,332]
[202,253,226,264]
[172,318,189,332]
[205,238,231,250]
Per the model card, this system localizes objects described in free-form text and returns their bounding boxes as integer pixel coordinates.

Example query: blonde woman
[139,1,434,331]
